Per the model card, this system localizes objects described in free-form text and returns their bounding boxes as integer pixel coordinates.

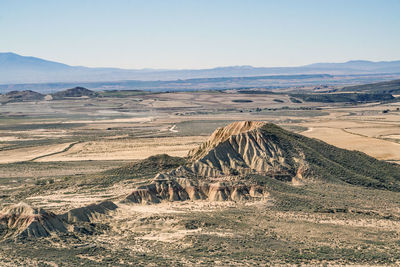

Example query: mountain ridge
[2,52,400,84]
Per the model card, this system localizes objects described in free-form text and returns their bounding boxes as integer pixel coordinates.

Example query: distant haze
[1,52,400,85]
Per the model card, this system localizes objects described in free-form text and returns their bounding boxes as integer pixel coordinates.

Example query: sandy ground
[0,142,74,163]
[108,200,265,244]
[344,126,400,138]
[1,91,399,166]
[386,135,400,140]
[302,126,400,161]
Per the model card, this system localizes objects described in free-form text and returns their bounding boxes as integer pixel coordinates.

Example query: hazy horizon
[1,0,399,69]
[3,51,400,71]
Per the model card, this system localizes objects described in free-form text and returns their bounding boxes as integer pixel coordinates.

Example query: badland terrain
[1,78,400,265]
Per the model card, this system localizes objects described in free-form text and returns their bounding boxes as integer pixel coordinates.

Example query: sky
[0,0,399,69]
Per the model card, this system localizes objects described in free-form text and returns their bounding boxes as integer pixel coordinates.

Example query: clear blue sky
[1,0,399,69]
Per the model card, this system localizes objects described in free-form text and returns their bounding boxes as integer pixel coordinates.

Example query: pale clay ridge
[60,200,118,223]
[188,121,267,161]
[0,201,118,239]
[124,178,269,204]
[0,202,67,238]
[158,121,298,179]
[126,121,306,204]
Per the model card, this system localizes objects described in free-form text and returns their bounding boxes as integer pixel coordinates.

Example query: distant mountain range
[1,52,400,84]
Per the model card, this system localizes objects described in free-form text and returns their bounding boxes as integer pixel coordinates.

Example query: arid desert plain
[1,84,400,266]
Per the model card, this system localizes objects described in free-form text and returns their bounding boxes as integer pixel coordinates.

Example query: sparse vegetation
[51,87,98,99]
[2,86,400,265]
[102,154,186,183]
[341,79,400,94]
[289,97,302,103]
[232,99,253,103]
[291,92,394,103]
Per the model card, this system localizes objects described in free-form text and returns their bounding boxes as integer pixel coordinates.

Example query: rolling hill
[0,90,44,104]
[341,79,400,94]
[50,86,98,99]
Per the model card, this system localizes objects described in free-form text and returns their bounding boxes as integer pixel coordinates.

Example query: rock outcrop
[157,121,305,180]
[124,178,268,204]
[0,201,119,239]
[0,202,67,238]
[188,121,266,161]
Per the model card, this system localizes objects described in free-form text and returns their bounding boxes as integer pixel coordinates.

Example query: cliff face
[124,178,268,204]
[189,123,292,177]
[188,121,266,161]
